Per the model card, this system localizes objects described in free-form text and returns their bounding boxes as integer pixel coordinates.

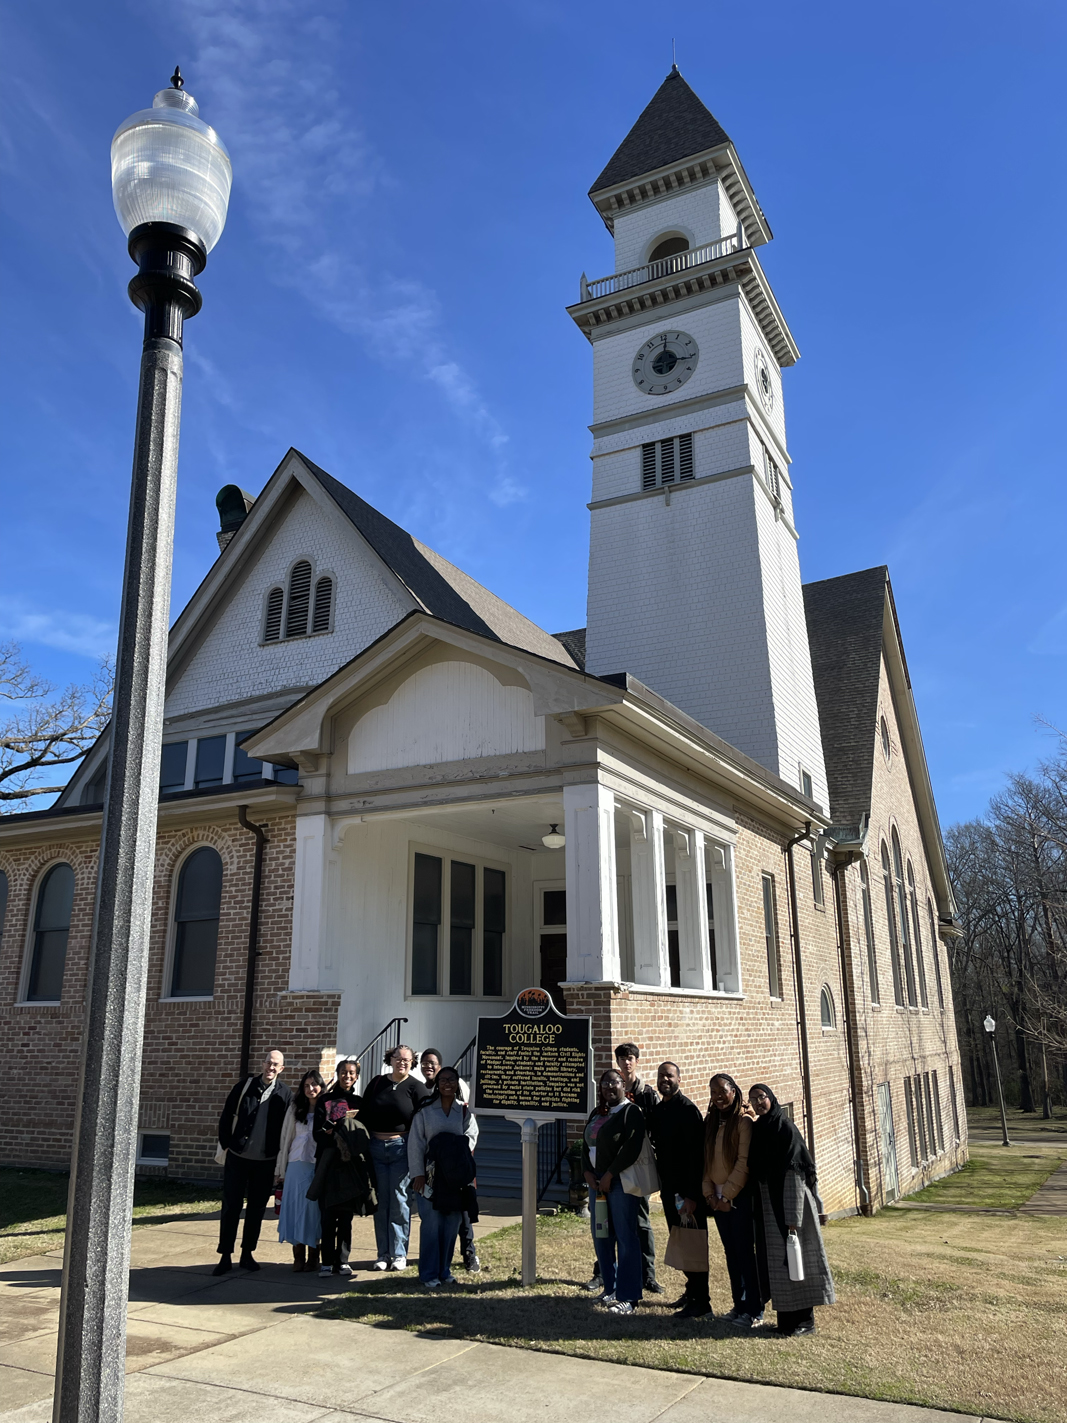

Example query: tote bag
[664,1222,709,1273]
[214,1077,253,1166]
[619,1134,659,1197]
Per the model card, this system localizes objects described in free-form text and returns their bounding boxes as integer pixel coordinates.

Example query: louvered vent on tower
[642,443,657,490]
[263,587,284,642]
[660,438,675,484]
[285,561,312,638]
[679,432,694,480]
[312,576,333,633]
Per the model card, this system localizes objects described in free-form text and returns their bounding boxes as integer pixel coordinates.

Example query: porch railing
[453,1035,477,1083]
[351,1016,408,1083]
[538,1119,571,1203]
[580,228,743,303]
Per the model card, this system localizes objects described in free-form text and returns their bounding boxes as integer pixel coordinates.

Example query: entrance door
[877,1081,899,1202]
[539,935,567,1014]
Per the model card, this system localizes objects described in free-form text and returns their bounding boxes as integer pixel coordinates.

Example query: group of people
[582,1043,835,1335]
[214,1044,478,1289]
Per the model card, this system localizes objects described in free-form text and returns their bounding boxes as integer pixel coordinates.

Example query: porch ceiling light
[542,824,566,850]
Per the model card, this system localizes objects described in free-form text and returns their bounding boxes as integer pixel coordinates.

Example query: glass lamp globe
[542,824,566,851]
[983,1014,996,1034]
[111,82,232,254]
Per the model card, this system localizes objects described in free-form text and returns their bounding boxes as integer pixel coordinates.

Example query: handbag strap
[230,1076,254,1135]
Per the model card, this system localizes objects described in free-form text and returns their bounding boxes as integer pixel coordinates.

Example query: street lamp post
[53,71,230,1423]
[983,1014,1012,1149]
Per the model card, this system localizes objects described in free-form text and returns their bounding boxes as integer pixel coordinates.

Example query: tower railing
[580,229,744,303]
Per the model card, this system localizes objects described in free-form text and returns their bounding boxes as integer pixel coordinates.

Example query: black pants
[662,1188,710,1308]
[457,1211,475,1262]
[637,1195,658,1285]
[712,1192,763,1316]
[219,1154,275,1255]
[776,1306,815,1333]
[321,1205,354,1269]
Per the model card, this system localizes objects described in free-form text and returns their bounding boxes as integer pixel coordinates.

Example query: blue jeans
[416,1192,462,1285]
[712,1192,762,1315]
[588,1181,643,1304]
[369,1136,412,1262]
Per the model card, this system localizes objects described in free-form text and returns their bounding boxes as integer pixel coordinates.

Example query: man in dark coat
[615,1041,663,1294]
[650,1061,711,1318]
[215,1049,292,1274]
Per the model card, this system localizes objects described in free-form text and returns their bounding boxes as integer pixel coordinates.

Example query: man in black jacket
[215,1050,292,1274]
[615,1042,663,1294]
[650,1061,710,1318]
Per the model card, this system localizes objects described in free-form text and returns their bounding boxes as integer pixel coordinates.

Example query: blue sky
[2,0,1065,825]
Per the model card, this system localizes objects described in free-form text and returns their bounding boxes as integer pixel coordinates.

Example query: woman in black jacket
[582,1068,646,1314]
[309,1060,374,1276]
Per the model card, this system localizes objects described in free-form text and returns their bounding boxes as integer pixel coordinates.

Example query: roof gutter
[830,850,872,1215]
[237,806,269,1078]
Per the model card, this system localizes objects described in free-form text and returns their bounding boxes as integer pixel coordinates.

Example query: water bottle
[786,1228,805,1282]
[594,1192,610,1239]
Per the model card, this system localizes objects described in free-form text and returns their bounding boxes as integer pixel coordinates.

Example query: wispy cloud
[1027,603,1067,655]
[0,599,116,659]
[179,0,524,505]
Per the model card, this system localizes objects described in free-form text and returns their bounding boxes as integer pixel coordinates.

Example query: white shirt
[287,1116,316,1166]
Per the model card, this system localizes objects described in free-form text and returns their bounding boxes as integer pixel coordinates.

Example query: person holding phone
[702,1072,763,1327]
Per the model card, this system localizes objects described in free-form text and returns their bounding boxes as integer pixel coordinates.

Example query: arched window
[263,587,284,642]
[0,869,8,947]
[880,715,891,762]
[881,842,905,1006]
[170,847,223,997]
[649,235,689,262]
[892,830,918,1006]
[26,863,74,1001]
[907,862,929,1008]
[820,985,836,1028]
[311,576,333,634]
[285,560,313,639]
[858,860,879,1004]
[928,899,945,1011]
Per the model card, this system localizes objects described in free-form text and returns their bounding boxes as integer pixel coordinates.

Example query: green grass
[906,1141,1065,1209]
[0,1168,221,1266]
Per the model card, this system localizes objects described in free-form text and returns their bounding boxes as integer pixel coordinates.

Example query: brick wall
[0,809,340,1179]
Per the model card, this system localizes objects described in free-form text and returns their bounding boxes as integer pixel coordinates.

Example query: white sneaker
[339,1263,353,1276]
[597,1290,616,1305]
[373,1259,388,1271]
[607,1300,635,1315]
[388,1256,407,1271]
[423,1279,440,1290]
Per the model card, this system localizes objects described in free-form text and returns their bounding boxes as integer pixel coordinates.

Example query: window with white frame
[881,842,906,1006]
[907,862,929,1008]
[820,984,836,1028]
[167,847,223,998]
[859,860,879,1004]
[762,872,782,999]
[23,863,75,1002]
[641,433,694,490]
[137,1131,170,1167]
[410,850,507,998]
[927,899,945,1012]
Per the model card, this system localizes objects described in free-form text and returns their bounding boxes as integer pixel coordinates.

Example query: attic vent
[312,576,333,633]
[264,587,283,642]
[640,433,694,491]
[285,561,312,638]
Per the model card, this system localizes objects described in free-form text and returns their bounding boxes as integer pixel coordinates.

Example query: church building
[0,69,966,1213]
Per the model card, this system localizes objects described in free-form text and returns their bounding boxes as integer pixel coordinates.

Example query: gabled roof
[803,567,888,829]
[591,67,731,194]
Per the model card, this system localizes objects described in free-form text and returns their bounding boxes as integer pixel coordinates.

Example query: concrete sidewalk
[0,1208,988,1423]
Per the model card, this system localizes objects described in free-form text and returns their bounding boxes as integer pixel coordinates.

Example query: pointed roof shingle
[591,67,732,194]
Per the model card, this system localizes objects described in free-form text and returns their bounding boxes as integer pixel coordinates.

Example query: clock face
[632,330,699,396]
[754,346,775,411]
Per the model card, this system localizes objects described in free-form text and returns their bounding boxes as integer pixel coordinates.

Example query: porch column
[563,782,620,983]
[290,812,328,990]
[628,807,669,986]
[674,828,713,991]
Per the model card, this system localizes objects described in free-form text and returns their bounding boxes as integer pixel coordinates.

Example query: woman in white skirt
[275,1070,326,1271]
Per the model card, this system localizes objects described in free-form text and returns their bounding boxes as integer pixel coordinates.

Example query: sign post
[473,988,592,1287]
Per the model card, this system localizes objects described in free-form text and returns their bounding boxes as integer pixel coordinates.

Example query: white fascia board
[242,613,627,761]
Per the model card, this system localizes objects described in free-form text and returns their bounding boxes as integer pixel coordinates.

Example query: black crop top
[358,1074,429,1133]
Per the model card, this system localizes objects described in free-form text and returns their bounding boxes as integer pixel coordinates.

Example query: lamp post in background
[983,1014,1012,1149]
[54,70,230,1423]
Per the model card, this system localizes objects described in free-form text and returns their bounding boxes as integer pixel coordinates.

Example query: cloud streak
[178,0,524,505]
[0,599,116,660]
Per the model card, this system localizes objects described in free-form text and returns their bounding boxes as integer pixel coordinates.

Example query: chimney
[216,485,255,552]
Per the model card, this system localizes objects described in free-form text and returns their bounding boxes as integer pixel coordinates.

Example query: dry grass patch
[0,1168,220,1266]
[328,1206,1067,1423]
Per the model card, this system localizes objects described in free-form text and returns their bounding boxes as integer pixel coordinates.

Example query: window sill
[16,999,62,1007]
[160,995,215,1004]
[621,982,745,1001]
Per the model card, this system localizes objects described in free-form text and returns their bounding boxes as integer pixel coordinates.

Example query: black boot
[212,1253,233,1276]
[239,1251,260,1271]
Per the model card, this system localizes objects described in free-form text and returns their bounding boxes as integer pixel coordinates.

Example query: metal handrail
[350,1016,408,1083]
[580,229,743,303]
[453,1035,477,1081]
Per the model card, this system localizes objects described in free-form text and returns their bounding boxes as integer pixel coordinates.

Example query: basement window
[137,1132,170,1167]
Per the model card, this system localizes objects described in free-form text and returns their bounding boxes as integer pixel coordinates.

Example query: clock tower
[571,67,827,807]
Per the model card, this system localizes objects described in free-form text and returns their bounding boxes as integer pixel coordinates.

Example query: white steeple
[572,69,827,808]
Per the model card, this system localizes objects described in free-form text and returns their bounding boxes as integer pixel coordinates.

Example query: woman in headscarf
[747,1083,835,1336]
[702,1072,763,1327]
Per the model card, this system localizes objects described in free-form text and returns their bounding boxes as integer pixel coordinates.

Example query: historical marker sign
[473,987,592,1120]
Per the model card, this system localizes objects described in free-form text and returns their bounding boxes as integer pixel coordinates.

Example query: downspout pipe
[784,821,816,1154]
[238,805,269,1078]
[831,856,871,1215]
